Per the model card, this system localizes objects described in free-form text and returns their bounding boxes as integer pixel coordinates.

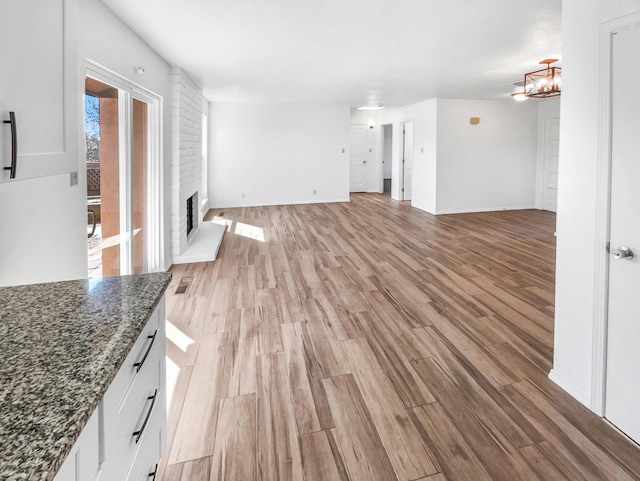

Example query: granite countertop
[0,272,172,481]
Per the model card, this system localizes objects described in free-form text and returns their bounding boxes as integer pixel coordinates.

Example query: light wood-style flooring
[158,193,640,481]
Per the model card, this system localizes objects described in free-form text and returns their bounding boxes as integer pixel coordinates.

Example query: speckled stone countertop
[0,272,171,481]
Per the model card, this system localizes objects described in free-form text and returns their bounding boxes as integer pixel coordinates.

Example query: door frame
[85,60,164,274]
[591,12,640,416]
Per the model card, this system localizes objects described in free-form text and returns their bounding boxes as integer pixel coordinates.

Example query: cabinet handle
[148,464,158,480]
[133,389,158,444]
[133,330,157,373]
[3,111,17,179]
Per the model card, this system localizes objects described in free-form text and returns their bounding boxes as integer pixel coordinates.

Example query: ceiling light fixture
[357,105,384,111]
[523,59,561,98]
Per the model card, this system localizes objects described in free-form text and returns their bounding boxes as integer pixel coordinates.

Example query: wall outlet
[241,193,245,198]
[342,148,345,153]
[313,189,317,195]
[70,171,78,186]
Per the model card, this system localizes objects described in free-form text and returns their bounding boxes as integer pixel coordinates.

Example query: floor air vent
[175,276,194,295]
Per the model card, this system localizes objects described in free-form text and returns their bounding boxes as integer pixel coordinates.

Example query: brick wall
[171,67,204,258]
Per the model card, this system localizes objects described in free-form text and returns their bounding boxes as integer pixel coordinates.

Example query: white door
[542,118,560,212]
[349,125,366,192]
[402,121,414,200]
[605,22,640,444]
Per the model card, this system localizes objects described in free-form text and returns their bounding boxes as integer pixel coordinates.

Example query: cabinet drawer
[107,307,160,406]
[102,305,164,481]
[126,413,163,481]
[104,359,162,480]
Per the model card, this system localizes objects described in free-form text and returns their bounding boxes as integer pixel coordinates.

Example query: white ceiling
[99,0,562,107]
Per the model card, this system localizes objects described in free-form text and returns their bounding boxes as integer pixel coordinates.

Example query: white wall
[435,99,538,214]
[208,103,350,207]
[0,173,86,286]
[80,0,174,269]
[551,0,640,409]
[380,97,538,215]
[535,98,561,209]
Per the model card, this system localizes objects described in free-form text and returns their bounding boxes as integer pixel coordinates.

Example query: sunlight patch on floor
[234,222,265,242]
[166,320,194,353]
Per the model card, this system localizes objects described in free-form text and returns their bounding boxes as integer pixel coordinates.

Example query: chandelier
[511,59,561,101]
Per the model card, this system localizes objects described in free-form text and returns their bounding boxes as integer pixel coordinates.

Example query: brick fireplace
[171,67,205,260]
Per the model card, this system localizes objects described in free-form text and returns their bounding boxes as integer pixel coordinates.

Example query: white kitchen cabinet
[53,298,167,481]
[53,409,101,481]
[102,300,167,481]
[0,0,78,182]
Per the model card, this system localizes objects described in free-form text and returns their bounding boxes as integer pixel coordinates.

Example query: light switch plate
[70,171,79,186]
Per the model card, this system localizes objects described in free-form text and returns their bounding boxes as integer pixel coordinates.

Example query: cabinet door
[0,0,78,182]
[53,408,101,481]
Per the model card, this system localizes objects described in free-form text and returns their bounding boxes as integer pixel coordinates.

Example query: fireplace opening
[186,194,195,237]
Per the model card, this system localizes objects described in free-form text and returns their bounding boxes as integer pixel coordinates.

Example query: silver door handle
[611,246,634,260]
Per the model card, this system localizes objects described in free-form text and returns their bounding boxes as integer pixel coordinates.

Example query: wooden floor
[158,193,640,481]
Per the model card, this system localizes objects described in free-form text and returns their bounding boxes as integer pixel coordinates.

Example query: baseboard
[548,368,593,411]
[435,205,536,215]
[209,198,351,209]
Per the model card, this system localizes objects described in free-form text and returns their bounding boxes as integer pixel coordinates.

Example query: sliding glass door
[85,67,162,278]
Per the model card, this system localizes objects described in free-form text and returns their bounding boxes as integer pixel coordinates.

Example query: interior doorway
[381,124,393,195]
[84,66,162,278]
